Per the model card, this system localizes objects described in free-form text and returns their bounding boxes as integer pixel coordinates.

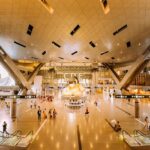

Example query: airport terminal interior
[0,0,150,150]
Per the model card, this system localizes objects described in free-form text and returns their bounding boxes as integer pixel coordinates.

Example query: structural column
[95,71,99,87]
[135,99,140,118]
[10,98,17,118]
[91,71,96,93]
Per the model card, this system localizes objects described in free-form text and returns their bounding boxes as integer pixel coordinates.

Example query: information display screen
[0,95,36,99]
[115,95,150,99]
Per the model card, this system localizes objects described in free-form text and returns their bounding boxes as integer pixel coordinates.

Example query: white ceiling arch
[0,0,150,64]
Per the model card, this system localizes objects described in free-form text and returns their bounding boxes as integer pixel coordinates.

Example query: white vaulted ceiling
[0,0,150,64]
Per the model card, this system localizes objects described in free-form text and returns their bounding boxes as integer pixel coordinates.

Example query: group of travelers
[38,96,53,103]
[109,116,150,132]
[110,120,122,132]
[37,106,57,121]
[30,100,37,109]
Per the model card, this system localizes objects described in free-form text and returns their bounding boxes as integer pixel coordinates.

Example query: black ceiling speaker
[52,41,61,48]
[71,51,78,55]
[113,24,128,36]
[89,41,96,48]
[126,41,131,48]
[100,51,109,55]
[42,51,46,55]
[70,24,80,36]
[14,41,26,48]
[27,24,33,35]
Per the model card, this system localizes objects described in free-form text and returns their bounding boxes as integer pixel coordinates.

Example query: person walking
[3,121,8,135]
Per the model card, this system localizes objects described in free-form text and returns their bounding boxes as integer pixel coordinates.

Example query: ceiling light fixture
[138,42,141,46]
[117,43,120,46]
[38,0,54,14]
[100,0,110,14]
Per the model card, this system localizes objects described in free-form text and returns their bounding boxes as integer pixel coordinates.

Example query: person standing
[30,100,33,109]
[43,110,47,119]
[37,108,41,121]
[53,109,57,118]
[49,109,52,118]
[34,102,37,109]
[144,116,149,130]
[85,107,89,115]
[94,101,98,106]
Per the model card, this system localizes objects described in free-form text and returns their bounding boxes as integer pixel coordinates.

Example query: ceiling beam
[27,63,45,85]
[119,58,149,90]
[103,45,150,90]
[0,46,30,89]
[103,63,120,86]
[0,46,44,90]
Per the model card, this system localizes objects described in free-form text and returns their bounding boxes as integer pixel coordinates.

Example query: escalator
[122,130,150,149]
[0,130,33,149]
[17,131,33,148]
[0,130,22,145]
[133,130,150,145]
[0,130,22,138]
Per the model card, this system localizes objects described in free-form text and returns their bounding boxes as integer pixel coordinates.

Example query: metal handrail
[15,130,33,147]
[21,130,33,138]
[0,130,33,147]
[9,130,22,137]
[122,130,142,146]
[133,130,150,137]
[0,130,22,138]
[122,130,132,137]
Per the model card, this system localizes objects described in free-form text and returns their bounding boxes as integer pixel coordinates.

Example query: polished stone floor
[0,92,150,150]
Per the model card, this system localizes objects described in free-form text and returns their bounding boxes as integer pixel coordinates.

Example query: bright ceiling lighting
[38,0,54,14]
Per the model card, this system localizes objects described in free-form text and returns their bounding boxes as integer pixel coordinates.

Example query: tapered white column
[103,45,150,90]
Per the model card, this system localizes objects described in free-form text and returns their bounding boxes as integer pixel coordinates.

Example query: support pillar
[135,99,140,118]
[103,45,150,90]
[91,71,96,93]
[10,98,17,118]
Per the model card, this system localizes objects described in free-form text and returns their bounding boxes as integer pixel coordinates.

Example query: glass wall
[0,63,15,86]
